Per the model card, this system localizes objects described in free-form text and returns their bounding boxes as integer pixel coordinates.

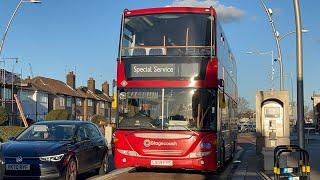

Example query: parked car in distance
[238,123,256,133]
[0,120,109,180]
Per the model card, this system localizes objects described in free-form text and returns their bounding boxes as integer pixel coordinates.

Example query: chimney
[66,71,76,89]
[102,81,109,96]
[88,77,95,92]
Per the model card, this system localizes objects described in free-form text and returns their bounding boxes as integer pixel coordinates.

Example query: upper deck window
[121,13,214,57]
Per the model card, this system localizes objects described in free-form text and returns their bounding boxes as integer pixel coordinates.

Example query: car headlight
[40,154,64,162]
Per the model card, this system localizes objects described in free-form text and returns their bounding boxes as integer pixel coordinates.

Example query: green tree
[45,109,71,120]
[0,106,9,125]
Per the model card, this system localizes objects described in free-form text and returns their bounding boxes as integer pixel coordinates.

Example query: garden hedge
[45,109,71,120]
[0,126,25,142]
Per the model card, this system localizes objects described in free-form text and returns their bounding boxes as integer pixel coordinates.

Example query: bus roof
[123,7,217,17]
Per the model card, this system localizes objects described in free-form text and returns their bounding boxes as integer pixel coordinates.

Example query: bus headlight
[200,142,212,149]
[189,151,211,158]
[117,149,138,157]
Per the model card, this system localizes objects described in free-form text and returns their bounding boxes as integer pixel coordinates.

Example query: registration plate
[6,164,30,171]
[151,160,173,166]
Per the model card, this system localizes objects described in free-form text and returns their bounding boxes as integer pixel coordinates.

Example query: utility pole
[293,0,305,148]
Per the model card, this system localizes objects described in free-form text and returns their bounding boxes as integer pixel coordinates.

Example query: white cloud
[170,0,245,23]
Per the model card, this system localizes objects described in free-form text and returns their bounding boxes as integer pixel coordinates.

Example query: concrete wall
[256,90,290,154]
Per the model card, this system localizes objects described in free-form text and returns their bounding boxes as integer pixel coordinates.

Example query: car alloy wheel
[103,153,109,173]
[66,158,77,180]
[98,153,109,175]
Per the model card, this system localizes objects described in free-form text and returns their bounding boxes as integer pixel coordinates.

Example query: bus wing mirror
[218,79,224,88]
[219,92,226,109]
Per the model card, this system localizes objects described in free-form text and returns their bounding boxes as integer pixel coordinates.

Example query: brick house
[22,76,84,120]
[2,70,112,123]
[76,78,112,122]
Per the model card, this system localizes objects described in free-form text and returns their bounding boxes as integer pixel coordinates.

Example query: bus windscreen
[117,88,217,131]
[121,13,214,57]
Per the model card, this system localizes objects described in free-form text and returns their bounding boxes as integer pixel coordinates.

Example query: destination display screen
[122,56,210,80]
[129,63,200,78]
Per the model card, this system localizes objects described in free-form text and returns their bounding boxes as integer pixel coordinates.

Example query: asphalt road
[90,133,257,180]
[109,169,220,180]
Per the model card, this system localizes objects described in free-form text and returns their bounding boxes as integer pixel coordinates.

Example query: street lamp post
[279,28,309,41]
[260,0,284,91]
[0,60,6,107]
[293,0,305,149]
[274,73,295,106]
[246,51,276,90]
[0,0,41,58]
[246,25,307,90]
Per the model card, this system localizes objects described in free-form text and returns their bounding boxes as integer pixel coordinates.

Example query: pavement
[232,132,320,180]
[231,133,266,180]
[89,132,320,180]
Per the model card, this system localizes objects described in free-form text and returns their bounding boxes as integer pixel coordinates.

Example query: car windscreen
[16,124,76,141]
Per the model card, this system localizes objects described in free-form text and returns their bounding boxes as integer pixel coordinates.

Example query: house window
[76,98,82,106]
[100,101,105,109]
[66,97,72,107]
[106,108,110,119]
[59,97,65,107]
[1,88,12,100]
[39,93,48,103]
[88,99,93,107]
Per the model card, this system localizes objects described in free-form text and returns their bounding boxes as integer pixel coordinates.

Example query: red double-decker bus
[114,6,238,172]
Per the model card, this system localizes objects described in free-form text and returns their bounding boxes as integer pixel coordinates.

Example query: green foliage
[91,115,107,125]
[0,126,25,142]
[45,109,71,120]
[0,106,8,125]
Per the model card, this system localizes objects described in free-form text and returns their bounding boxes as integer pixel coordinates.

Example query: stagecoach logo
[143,139,178,148]
[16,156,23,163]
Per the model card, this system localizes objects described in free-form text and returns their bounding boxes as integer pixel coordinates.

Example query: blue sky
[0,0,319,107]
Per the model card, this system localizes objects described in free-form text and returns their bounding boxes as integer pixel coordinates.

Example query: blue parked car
[0,120,109,180]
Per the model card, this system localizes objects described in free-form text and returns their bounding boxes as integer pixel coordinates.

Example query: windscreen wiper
[181,126,199,136]
[166,124,199,136]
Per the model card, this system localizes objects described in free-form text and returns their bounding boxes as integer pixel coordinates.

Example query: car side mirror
[8,137,16,141]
